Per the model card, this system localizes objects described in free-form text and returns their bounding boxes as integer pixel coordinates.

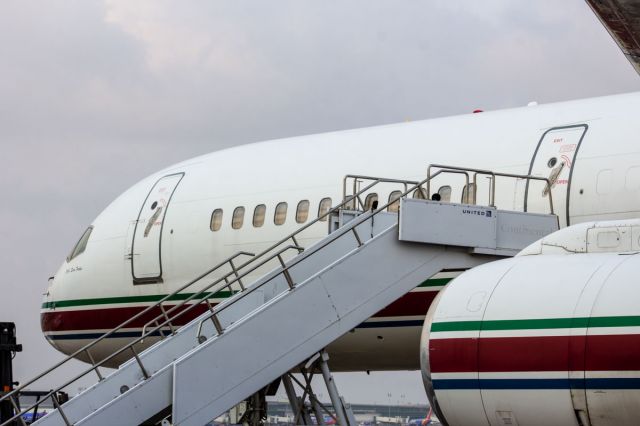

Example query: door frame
[525,124,589,226]
[131,172,185,284]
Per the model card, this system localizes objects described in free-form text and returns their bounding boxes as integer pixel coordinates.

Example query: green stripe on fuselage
[41,289,234,309]
[431,316,640,332]
[418,277,452,287]
[41,277,452,310]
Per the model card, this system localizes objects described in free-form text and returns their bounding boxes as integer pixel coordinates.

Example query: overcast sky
[1,0,640,406]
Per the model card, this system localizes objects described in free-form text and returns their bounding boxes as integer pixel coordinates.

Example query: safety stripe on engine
[429,334,640,373]
[430,315,640,332]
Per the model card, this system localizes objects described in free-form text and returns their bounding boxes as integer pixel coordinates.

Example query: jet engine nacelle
[421,220,640,426]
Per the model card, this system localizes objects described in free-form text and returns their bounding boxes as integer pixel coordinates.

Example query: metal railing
[0,170,412,426]
[0,250,256,426]
[342,175,420,210]
[1,164,554,426]
[426,164,555,213]
[193,174,441,342]
[344,165,555,214]
[194,165,554,344]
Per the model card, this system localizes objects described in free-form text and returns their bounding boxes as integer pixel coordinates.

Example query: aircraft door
[131,173,184,284]
[525,124,588,227]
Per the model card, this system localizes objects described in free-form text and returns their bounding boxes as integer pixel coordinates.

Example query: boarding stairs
[2,165,559,426]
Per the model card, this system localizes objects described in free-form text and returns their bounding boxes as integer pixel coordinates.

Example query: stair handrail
[139,243,305,340]
[426,164,555,213]
[0,251,255,425]
[194,165,554,343]
[2,164,553,426]
[136,171,429,338]
[134,175,421,342]
[193,170,452,341]
[0,176,390,426]
[342,175,420,210]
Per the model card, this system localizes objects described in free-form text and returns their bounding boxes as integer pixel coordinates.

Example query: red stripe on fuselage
[41,290,438,333]
[374,290,437,317]
[430,335,640,373]
[41,304,210,333]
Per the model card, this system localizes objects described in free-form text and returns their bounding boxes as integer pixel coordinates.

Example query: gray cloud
[1,0,639,404]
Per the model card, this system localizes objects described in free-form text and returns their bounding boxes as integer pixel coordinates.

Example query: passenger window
[318,197,332,221]
[210,209,223,232]
[364,193,378,210]
[274,202,288,225]
[388,190,402,212]
[413,188,426,199]
[232,206,245,229]
[296,200,310,223]
[67,226,93,262]
[461,183,476,204]
[438,185,452,202]
[253,204,266,227]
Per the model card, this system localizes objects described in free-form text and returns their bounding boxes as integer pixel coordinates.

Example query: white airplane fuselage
[42,91,640,370]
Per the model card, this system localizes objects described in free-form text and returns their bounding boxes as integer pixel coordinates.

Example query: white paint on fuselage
[43,91,640,370]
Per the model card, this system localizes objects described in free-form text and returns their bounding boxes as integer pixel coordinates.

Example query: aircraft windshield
[67,226,93,262]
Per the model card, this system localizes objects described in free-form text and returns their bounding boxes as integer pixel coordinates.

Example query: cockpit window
[67,226,93,262]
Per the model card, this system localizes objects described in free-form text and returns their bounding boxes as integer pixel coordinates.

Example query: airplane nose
[40,310,63,337]
[41,275,63,348]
